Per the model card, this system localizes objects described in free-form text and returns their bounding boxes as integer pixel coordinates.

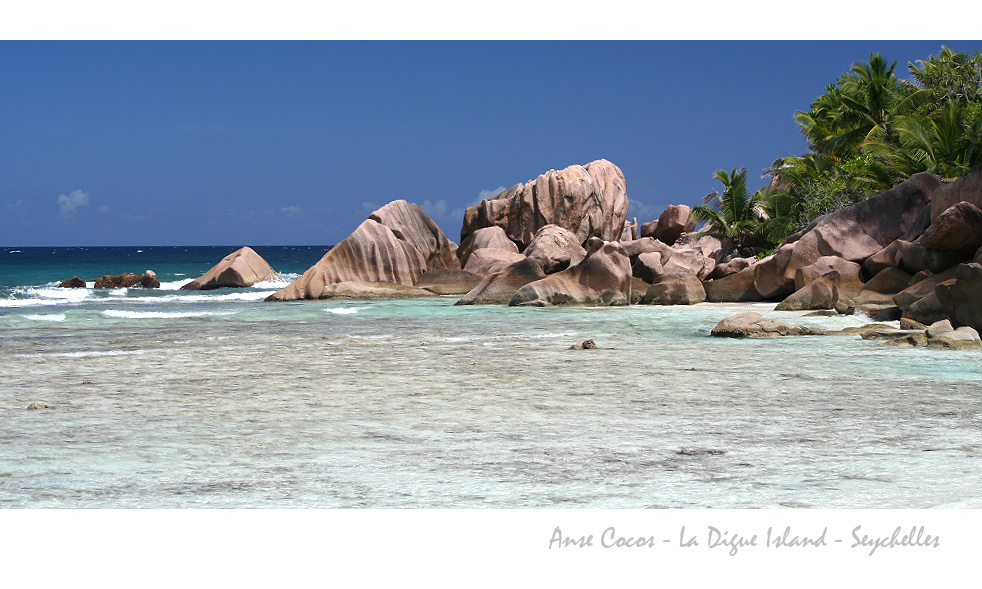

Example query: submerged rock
[569,339,598,350]
[710,312,819,338]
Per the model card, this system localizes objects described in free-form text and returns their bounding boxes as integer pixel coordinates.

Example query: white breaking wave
[0,286,91,307]
[22,313,67,322]
[326,307,369,315]
[129,291,272,304]
[158,279,195,290]
[27,287,90,301]
[101,310,236,319]
[253,273,299,289]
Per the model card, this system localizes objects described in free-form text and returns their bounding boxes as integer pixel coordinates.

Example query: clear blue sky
[1,40,975,246]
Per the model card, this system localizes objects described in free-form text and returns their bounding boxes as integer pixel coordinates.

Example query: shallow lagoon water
[3,259,981,508]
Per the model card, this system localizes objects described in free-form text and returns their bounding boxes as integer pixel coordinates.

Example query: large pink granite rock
[931,163,982,222]
[522,224,587,273]
[752,172,940,299]
[776,271,840,311]
[920,201,982,252]
[462,248,526,275]
[267,200,459,301]
[640,204,696,245]
[181,247,279,290]
[456,226,519,269]
[414,269,484,295]
[454,257,547,305]
[936,263,982,332]
[642,272,706,305]
[793,256,865,298]
[618,236,714,280]
[508,238,632,306]
[703,267,764,302]
[460,159,629,251]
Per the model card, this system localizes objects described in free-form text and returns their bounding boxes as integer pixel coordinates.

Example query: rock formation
[454,257,548,305]
[59,276,86,288]
[317,281,440,299]
[641,273,706,305]
[522,224,587,273]
[266,200,459,301]
[710,312,819,338]
[919,201,982,252]
[930,163,982,221]
[703,267,763,302]
[456,226,519,269]
[414,269,484,295]
[751,172,940,299]
[93,271,159,289]
[460,159,629,251]
[775,271,840,311]
[640,204,696,245]
[936,263,982,332]
[508,238,632,306]
[181,246,279,290]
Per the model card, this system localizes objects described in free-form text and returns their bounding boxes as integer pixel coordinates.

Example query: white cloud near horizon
[627,198,663,224]
[447,186,509,227]
[420,199,448,219]
[478,186,507,201]
[56,189,90,218]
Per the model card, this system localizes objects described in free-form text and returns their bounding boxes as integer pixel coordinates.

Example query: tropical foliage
[724,46,982,252]
[692,168,770,258]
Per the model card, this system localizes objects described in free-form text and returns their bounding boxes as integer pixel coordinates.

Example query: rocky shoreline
[58,158,982,348]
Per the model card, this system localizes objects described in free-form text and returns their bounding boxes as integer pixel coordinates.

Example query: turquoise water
[2,247,981,508]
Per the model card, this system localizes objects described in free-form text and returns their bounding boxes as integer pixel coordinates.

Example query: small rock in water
[568,339,598,350]
[26,403,54,410]
[678,448,727,455]
[59,276,86,288]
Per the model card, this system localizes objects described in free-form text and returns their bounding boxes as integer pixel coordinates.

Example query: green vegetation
[692,168,770,258]
[710,46,982,255]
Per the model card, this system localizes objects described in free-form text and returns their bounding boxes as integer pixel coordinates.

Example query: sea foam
[101,310,236,319]
[22,313,67,322]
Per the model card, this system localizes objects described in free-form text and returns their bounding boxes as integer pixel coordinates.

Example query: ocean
[2,246,982,508]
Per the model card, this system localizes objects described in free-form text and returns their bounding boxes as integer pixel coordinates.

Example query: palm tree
[866,100,982,179]
[692,168,769,257]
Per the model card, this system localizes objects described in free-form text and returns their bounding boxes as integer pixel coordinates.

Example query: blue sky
[1,40,977,246]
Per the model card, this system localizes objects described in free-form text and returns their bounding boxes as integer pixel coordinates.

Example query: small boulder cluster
[60,270,160,289]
